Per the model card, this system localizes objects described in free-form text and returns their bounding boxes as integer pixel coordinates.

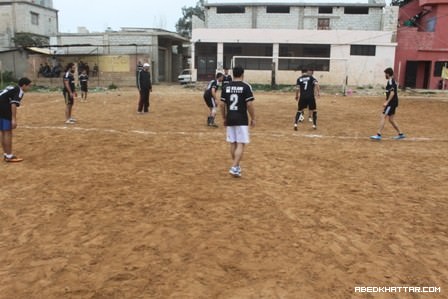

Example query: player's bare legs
[388,114,401,134]
[65,104,73,122]
[1,130,13,155]
[376,114,387,135]
[231,142,244,168]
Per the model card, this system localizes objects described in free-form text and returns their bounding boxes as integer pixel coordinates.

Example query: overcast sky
[53,0,199,33]
[54,0,392,33]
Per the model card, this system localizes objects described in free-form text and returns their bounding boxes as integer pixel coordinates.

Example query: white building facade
[192,0,398,87]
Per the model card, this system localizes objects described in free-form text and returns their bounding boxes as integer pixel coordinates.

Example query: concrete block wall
[57,33,155,56]
[206,7,252,29]
[14,3,58,36]
[256,7,302,29]
[204,5,386,31]
[323,7,383,31]
[382,6,399,32]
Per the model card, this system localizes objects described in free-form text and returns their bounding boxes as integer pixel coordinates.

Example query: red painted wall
[395,0,448,89]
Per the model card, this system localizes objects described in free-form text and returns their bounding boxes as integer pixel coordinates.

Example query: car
[178,69,193,84]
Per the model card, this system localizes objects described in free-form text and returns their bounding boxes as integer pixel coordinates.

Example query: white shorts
[226,126,250,144]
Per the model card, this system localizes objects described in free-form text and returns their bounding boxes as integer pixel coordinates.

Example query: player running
[203,72,223,127]
[220,66,256,178]
[293,69,319,131]
[370,67,405,140]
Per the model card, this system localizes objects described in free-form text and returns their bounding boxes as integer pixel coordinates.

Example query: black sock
[313,111,317,126]
[207,116,211,125]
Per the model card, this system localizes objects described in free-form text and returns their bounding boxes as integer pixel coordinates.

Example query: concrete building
[0,0,58,51]
[192,0,399,88]
[394,0,448,89]
[53,28,189,85]
[0,0,189,86]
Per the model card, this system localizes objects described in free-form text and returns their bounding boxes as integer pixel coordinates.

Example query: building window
[350,45,376,56]
[318,18,330,30]
[319,6,333,14]
[279,59,330,71]
[280,44,330,58]
[434,61,448,76]
[217,6,245,14]
[224,43,272,70]
[279,44,331,71]
[344,7,369,14]
[31,12,39,25]
[234,58,272,70]
[266,6,290,13]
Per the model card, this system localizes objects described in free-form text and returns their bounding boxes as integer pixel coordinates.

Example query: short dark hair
[233,66,244,78]
[65,62,75,72]
[384,67,394,76]
[301,69,308,73]
[216,72,224,79]
[18,77,32,86]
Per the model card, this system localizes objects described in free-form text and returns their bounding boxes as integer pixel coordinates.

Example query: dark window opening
[350,45,376,56]
[318,18,330,30]
[279,44,331,58]
[31,12,39,25]
[217,6,245,14]
[434,61,448,76]
[279,59,330,71]
[344,7,369,14]
[234,58,272,70]
[224,43,273,70]
[266,6,290,13]
[319,6,333,14]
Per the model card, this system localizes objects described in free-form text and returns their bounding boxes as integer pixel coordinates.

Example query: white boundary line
[19,125,445,142]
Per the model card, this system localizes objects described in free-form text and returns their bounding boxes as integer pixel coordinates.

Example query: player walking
[294,69,319,130]
[220,66,256,178]
[370,68,405,140]
[203,72,223,127]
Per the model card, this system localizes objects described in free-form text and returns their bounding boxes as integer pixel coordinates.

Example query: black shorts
[298,97,316,111]
[80,83,88,92]
[203,95,216,108]
[63,91,74,105]
[383,104,397,116]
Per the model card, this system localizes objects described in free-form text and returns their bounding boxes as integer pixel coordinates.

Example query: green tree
[12,32,48,47]
[176,0,205,39]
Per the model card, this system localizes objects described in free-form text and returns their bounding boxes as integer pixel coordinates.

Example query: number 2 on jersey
[229,94,239,111]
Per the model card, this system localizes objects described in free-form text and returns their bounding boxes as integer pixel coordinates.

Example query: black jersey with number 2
[221,81,254,126]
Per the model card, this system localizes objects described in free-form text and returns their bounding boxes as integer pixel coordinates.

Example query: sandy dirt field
[1,84,447,299]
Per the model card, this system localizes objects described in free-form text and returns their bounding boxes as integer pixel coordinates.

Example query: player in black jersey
[222,68,232,89]
[0,77,32,162]
[63,63,77,124]
[293,69,319,131]
[79,70,89,102]
[220,66,256,177]
[203,72,223,127]
[370,68,405,140]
